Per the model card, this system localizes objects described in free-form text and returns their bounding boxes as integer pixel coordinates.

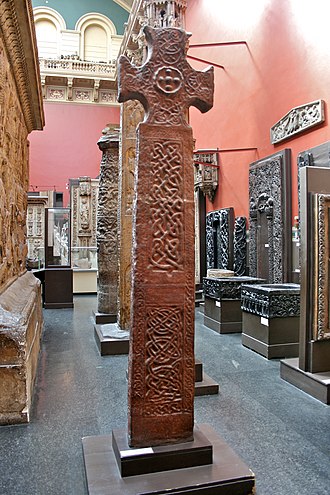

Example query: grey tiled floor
[0,295,329,494]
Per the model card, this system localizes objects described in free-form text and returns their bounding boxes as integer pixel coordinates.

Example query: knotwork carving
[148,140,184,271]
[144,307,184,416]
[241,284,300,318]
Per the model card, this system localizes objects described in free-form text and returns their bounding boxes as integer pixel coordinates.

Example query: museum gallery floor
[0,295,329,495]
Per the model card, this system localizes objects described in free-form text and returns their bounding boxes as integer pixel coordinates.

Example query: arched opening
[84,24,107,62]
[35,19,58,58]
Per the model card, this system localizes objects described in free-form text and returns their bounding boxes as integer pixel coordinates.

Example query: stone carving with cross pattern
[118,26,214,448]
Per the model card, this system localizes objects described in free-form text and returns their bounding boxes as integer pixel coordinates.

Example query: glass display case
[45,207,71,268]
[71,246,97,270]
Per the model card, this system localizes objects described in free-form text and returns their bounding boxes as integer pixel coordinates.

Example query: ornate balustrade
[39,58,117,80]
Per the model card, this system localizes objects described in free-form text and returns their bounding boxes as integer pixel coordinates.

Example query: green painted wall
[32,0,129,34]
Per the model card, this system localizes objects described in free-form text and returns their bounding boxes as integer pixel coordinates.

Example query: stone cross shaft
[118,26,214,448]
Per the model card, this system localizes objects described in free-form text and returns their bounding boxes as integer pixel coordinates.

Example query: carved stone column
[96,129,120,321]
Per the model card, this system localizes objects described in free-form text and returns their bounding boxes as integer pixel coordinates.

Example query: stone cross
[118,26,214,447]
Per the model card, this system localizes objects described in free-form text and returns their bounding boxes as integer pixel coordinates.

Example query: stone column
[117,102,144,330]
[118,26,214,447]
[96,129,120,321]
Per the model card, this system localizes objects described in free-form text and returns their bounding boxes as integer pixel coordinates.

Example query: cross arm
[117,55,148,112]
[186,66,214,114]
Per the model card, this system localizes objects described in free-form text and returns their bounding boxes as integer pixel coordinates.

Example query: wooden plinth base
[93,312,117,324]
[204,298,242,334]
[94,324,129,356]
[194,359,219,396]
[241,312,299,359]
[280,358,330,404]
[112,426,212,477]
[82,423,255,495]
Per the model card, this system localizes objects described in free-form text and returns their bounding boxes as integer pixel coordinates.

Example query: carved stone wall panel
[118,100,144,330]
[0,36,30,292]
[206,208,234,271]
[249,150,292,283]
[234,216,247,276]
[312,194,330,340]
[26,196,48,261]
[97,131,119,315]
[70,176,98,249]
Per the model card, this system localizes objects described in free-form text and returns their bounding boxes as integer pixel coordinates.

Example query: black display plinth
[82,424,255,495]
[94,324,129,356]
[280,358,330,404]
[204,297,242,334]
[241,312,299,359]
[112,426,212,477]
[194,359,219,396]
[43,268,74,309]
[93,311,117,324]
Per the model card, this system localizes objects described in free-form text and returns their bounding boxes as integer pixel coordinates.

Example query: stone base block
[93,312,117,324]
[280,358,330,404]
[241,311,299,359]
[194,359,219,396]
[82,423,255,495]
[204,297,242,334]
[94,324,129,356]
[0,272,43,424]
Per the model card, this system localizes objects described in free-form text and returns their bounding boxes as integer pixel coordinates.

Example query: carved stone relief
[70,176,98,249]
[193,151,218,202]
[249,150,292,283]
[270,100,325,144]
[118,26,213,447]
[241,283,300,319]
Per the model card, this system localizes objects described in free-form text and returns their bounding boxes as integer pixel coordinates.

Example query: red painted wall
[187,0,330,221]
[29,102,120,205]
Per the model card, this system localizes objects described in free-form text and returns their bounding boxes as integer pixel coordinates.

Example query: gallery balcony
[38,57,119,104]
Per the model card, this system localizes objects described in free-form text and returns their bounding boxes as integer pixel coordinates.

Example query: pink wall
[29,102,120,205]
[187,0,330,220]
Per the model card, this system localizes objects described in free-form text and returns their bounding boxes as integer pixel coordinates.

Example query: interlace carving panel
[148,140,184,271]
[144,307,183,416]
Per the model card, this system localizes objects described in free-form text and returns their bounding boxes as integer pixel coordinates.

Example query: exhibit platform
[280,357,330,404]
[94,323,129,355]
[82,423,255,495]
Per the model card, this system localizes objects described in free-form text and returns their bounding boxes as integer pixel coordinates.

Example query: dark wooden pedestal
[195,360,219,396]
[82,423,255,495]
[241,312,299,359]
[43,268,74,309]
[280,358,330,404]
[204,297,242,334]
[93,312,117,324]
[94,324,129,356]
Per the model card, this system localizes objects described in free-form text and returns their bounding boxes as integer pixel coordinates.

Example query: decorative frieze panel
[249,150,292,283]
[70,176,98,249]
[270,99,325,144]
[203,276,264,301]
[241,283,300,319]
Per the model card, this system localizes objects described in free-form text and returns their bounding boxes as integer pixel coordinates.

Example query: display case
[71,247,98,293]
[45,207,71,268]
[43,208,73,308]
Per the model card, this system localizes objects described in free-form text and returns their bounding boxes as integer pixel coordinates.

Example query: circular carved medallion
[154,67,183,94]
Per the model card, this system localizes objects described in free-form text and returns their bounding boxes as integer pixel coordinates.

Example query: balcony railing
[39,58,117,80]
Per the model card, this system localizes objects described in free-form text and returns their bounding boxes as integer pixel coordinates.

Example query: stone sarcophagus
[0,0,44,424]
